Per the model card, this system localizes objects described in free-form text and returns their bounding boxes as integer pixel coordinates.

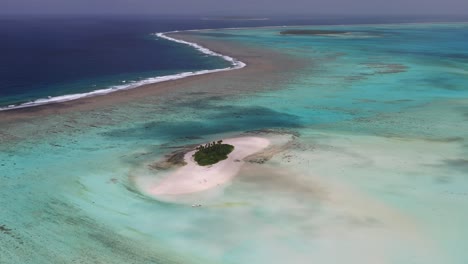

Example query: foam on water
[0,32,245,111]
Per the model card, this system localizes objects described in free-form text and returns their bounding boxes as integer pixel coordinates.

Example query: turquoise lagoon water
[1,23,468,263]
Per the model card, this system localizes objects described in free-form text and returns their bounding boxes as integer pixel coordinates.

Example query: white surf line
[155,31,246,70]
[0,31,246,111]
[4,21,456,111]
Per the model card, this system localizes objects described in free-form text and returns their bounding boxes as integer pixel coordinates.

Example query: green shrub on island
[193,140,234,166]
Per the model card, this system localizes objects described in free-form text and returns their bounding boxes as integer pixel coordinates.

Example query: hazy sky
[2,0,468,15]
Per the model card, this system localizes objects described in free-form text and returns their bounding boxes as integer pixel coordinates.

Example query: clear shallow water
[1,23,468,263]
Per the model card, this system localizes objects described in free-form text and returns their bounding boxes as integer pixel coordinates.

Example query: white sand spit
[149,136,270,196]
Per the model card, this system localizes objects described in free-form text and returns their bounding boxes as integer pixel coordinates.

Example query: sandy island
[148,136,270,196]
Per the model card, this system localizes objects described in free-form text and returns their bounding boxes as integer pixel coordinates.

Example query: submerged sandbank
[280,29,349,35]
[148,137,270,196]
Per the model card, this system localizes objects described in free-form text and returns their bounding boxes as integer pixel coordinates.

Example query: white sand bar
[149,137,270,196]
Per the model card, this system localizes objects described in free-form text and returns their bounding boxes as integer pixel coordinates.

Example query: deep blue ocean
[1,14,467,108]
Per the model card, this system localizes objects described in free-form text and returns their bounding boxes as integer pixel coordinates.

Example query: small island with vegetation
[193,140,235,166]
[147,137,271,196]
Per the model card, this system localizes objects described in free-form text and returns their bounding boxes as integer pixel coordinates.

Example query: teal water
[1,23,468,263]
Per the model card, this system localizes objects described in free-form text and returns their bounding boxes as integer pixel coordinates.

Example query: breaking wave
[1,32,246,111]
